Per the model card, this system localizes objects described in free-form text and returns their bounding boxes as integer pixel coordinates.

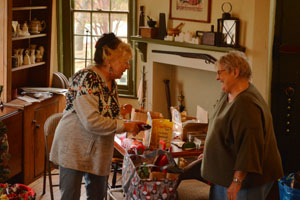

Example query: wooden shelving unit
[4,0,53,102]
[12,62,46,71]
[12,6,47,11]
[1,0,66,185]
[12,33,47,41]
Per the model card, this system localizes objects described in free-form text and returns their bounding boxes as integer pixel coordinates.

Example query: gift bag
[279,172,300,200]
[122,149,183,200]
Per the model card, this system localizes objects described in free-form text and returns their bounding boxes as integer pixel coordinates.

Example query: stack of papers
[4,87,67,109]
[21,87,68,94]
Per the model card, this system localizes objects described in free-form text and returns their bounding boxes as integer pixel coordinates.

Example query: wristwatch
[233,178,242,184]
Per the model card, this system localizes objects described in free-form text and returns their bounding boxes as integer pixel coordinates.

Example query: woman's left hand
[227,182,242,200]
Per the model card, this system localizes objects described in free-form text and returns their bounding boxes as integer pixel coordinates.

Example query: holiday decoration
[0,120,10,182]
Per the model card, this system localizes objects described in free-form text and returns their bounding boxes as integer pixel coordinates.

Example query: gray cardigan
[50,67,124,176]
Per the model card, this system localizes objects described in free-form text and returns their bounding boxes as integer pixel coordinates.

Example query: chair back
[42,112,63,200]
[120,104,133,119]
[44,113,63,137]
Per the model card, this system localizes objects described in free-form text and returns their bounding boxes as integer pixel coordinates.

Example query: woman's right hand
[198,153,204,160]
[123,121,146,136]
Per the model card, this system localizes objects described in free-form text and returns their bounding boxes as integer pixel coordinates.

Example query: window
[58,0,137,97]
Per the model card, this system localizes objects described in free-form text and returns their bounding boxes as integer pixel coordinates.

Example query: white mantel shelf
[131,36,245,52]
[131,36,245,62]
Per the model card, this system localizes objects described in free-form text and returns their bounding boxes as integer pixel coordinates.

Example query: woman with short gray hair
[201,51,283,200]
[216,51,252,80]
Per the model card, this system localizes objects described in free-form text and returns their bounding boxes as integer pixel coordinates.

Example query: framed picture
[169,0,211,23]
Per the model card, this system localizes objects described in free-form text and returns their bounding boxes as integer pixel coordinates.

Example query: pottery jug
[30,18,46,33]
[38,46,45,59]
[12,49,19,68]
[18,49,24,66]
[36,50,42,62]
[23,50,31,65]
[12,21,18,37]
[17,24,24,37]
[30,49,36,64]
[22,22,30,35]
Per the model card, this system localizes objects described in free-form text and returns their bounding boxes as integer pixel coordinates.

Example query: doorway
[271,0,300,174]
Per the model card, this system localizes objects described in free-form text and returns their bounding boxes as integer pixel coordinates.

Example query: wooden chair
[120,104,133,119]
[42,112,63,200]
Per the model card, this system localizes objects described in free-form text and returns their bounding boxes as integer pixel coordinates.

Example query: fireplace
[132,37,233,118]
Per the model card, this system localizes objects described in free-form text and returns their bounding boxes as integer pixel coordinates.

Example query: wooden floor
[28,170,212,200]
[28,169,123,200]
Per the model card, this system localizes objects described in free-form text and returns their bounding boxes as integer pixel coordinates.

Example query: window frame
[57,0,137,97]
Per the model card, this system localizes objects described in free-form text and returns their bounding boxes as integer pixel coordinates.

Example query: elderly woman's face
[216,63,236,94]
[109,54,131,79]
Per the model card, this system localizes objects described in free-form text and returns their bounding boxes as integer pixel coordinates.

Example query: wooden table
[114,135,203,158]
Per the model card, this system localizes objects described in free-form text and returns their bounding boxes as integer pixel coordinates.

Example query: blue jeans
[59,166,107,200]
[210,182,274,200]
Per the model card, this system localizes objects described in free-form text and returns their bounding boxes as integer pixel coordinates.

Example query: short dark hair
[94,33,122,65]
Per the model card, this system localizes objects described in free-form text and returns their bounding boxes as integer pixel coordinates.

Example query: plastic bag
[279,172,300,200]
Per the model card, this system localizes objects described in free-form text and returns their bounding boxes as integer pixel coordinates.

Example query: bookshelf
[4,0,53,102]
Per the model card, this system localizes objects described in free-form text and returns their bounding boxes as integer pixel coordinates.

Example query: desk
[114,135,203,158]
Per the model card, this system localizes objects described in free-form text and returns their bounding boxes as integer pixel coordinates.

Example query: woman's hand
[227,182,241,200]
[198,153,204,160]
[124,121,146,136]
[227,171,247,200]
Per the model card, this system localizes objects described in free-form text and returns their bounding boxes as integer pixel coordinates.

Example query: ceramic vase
[23,49,31,65]
[30,49,35,64]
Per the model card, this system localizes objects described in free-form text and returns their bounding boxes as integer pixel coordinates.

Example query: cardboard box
[171,107,208,141]
[196,31,222,46]
[140,27,159,38]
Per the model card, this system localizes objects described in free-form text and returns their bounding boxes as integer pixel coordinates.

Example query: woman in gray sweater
[50,33,144,200]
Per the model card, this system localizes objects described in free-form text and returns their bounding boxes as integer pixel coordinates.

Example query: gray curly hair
[216,51,252,80]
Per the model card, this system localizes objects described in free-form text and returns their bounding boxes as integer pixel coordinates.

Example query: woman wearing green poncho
[201,51,284,200]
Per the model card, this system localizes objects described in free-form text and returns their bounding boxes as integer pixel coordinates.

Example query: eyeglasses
[217,69,226,75]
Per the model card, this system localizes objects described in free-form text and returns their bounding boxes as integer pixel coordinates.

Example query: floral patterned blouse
[65,68,120,119]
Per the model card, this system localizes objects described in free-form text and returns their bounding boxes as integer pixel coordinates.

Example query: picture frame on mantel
[169,0,211,23]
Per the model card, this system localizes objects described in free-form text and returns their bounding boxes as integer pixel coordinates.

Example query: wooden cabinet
[0,0,66,185]
[0,107,23,180]
[2,0,53,102]
[23,94,65,184]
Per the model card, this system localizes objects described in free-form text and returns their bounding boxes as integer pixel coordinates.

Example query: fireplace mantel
[131,36,245,62]
[131,36,245,111]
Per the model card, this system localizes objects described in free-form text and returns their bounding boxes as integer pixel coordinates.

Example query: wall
[174,66,220,116]
[120,0,275,111]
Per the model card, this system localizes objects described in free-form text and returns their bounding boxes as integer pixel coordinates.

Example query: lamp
[217,2,240,47]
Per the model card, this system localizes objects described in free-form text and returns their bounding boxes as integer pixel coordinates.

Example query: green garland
[0,120,10,182]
